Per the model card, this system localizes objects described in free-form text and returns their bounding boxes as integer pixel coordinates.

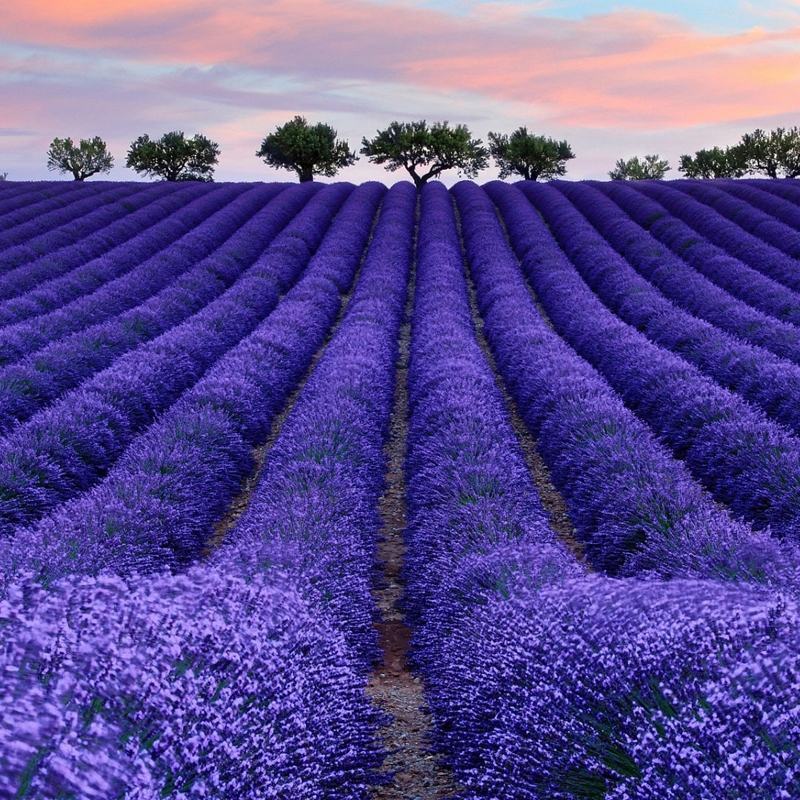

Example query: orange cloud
[2,0,800,184]
[4,0,799,130]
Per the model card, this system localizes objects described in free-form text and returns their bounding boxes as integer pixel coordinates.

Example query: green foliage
[678,146,747,179]
[46,136,114,181]
[736,127,800,178]
[488,128,575,180]
[256,116,356,182]
[609,154,671,181]
[126,131,220,181]
[360,120,489,187]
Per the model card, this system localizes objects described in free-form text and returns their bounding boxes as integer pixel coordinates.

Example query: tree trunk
[298,167,314,182]
[407,168,424,189]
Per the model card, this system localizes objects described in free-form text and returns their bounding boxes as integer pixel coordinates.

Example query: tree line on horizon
[4,118,799,185]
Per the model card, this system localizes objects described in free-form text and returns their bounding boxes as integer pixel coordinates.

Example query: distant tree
[609,154,671,180]
[0,173,6,181]
[488,128,574,181]
[46,136,114,181]
[126,131,220,181]
[361,120,489,187]
[736,127,800,178]
[678,146,747,179]
[256,116,357,182]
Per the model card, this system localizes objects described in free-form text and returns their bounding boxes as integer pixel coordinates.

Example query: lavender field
[2,177,800,798]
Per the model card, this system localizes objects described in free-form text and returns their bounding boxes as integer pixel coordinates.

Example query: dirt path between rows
[205,200,383,554]
[367,207,461,800]
[454,198,586,563]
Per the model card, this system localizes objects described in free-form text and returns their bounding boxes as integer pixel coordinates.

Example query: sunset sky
[1,0,799,182]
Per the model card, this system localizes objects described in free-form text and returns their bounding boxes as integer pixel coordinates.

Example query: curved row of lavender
[0,182,200,313]
[402,180,800,798]
[211,180,414,664]
[2,179,800,796]
[0,181,385,588]
[0,183,347,534]
[492,181,800,540]
[534,182,800,439]
[0,182,398,797]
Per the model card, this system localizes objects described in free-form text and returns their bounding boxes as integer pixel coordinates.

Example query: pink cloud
[2,1,800,181]
[3,1,800,130]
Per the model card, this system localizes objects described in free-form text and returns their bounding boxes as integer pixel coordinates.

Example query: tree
[488,128,574,181]
[609,154,671,180]
[46,136,114,181]
[736,127,800,178]
[0,173,6,181]
[126,131,220,181]
[256,116,356,182]
[678,146,747,179]
[360,120,489,187]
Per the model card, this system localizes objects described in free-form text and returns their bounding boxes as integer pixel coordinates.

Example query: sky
[1,0,799,183]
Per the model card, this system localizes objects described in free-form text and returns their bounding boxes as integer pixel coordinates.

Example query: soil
[367,209,461,800]
[454,198,587,564]
[205,200,383,555]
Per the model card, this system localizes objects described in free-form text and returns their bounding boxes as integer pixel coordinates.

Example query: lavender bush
[428,577,800,799]
[492,180,800,541]
[596,179,800,325]
[0,567,384,798]
[0,178,799,798]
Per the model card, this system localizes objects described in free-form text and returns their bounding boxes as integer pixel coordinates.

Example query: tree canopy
[126,131,220,181]
[736,127,800,178]
[678,146,747,179]
[46,136,114,181]
[488,128,574,181]
[360,120,489,187]
[609,154,671,181]
[256,116,357,182]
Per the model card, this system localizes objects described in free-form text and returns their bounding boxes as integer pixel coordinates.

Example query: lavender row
[596,179,800,326]
[403,183,579,794]
[714,179,800,229]
[404,180,578,661]
[0,181,195,307]
[0,183,345,536]
[0,183,383,592]
[0,182,126,246]
[746,177,800,204]
[0,184,281,432]
[630,180,800,293]
[673,179,800,256]
[213,181,414,669]
[431,575,800,799]
[0,181,91,226]
[413,182,800,798]
[0,185,395,795]
[497,180,800,541]
[0,182,252,365]
[0,183,145,260]
[557,181,800,364]
[545,181,800,434]
[455,181,792,579]
[0,567,384,798]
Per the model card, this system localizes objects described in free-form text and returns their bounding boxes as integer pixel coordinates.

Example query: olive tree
[678,146,747,179]
[488,128,574,180]
[361,120,489,187]
[609,154,670,180]
[126,131,220,181]
[256,116,356,182]
[46,136,114,180]
[736,127,800,178]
